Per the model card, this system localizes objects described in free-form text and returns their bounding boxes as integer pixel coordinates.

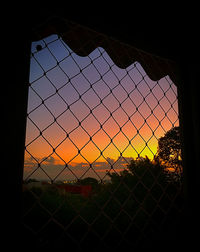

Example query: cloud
[68,156,132,172]
[24,156,38,171]
[43,156,56,165]
[24,155,133,181]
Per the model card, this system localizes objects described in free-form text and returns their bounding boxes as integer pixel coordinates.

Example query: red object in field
[81,185,92,197]
[56,184,92,197]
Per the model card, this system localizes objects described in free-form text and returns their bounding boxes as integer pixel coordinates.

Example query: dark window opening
[22,20,185,250]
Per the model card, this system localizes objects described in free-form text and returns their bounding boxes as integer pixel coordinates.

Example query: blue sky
[24,34,179,181]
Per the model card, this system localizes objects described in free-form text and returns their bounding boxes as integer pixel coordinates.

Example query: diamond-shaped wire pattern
[23,25,183,250]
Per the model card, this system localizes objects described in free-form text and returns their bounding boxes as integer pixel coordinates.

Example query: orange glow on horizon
[24,35,179,181]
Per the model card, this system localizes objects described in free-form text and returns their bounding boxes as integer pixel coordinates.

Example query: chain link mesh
[22,21,184,250]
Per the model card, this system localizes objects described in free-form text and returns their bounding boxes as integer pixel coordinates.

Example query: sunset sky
[24,34,179,181]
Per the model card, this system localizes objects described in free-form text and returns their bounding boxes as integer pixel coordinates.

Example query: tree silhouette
[157,126,182,174]
[107,156,166,187]
[78,177,98,186]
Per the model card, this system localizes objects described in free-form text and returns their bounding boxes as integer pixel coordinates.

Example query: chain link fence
[22,19,184,250]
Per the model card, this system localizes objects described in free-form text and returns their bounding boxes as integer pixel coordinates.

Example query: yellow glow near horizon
[24,36,179,181]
